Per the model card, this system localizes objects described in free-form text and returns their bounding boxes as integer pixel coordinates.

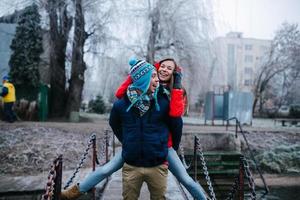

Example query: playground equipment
[205,87,253,125]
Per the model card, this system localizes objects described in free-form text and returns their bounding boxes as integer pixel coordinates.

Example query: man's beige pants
[122,163,168,200]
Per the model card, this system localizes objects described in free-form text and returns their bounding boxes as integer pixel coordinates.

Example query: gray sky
[214,0,300,39]
[1,0,300,40]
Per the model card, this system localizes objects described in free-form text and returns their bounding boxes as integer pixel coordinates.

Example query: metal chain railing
[225,174,240,200]
[177,144,193,200]
[241,157,256,199]
[63,133,96,189]
[194,136,217,200]
[225,156,257,200]
[179,143,191,169]
[226,117,269,198]
[41,155,62,200]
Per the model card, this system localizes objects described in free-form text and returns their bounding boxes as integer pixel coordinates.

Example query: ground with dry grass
[0,121,111,176]
[0,117,299,176]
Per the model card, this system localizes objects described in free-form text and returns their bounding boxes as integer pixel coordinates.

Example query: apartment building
[0,23,16,79]
[213,32,271,92]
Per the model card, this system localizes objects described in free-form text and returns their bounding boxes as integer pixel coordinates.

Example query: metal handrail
[41,155,62,200]
[42,132,112,200]
[179,144,191,169]
[64,133,97,189]
[194,136,216,200]
[225,117,269,198]
[225,155,257,200]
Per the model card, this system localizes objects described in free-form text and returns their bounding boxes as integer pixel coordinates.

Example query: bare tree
[145,0,160,64]
[252,23,300,114]
[65,0,87,116]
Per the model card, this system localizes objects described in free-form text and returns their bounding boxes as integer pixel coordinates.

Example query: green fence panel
[38,84,49,121]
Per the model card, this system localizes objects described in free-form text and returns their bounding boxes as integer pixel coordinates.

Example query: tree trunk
[65,0,87,116]
[146,7,160,63]
[252,96,258,114]
[47,0,72,117]
[259,95,263,114]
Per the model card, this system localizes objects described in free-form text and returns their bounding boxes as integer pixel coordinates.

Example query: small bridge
[0,118,268,200]
[39,118,268,200]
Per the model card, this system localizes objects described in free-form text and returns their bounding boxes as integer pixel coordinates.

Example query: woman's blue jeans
[78,148,206,200]
[167,148,207,200]
[79,151,124,192]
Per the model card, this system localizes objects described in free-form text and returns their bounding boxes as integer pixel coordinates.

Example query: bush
[88,95,106,114]
[255,144,300,173]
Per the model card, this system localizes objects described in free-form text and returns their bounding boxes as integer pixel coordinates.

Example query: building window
[260,45,267,51]
[244,55,253,62]
[244,79,252,86]
[244,67,253,75]
[245,44,252,50]
[260,45,270,53]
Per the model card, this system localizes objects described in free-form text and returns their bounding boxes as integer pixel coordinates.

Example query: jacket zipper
[140,116,144,163]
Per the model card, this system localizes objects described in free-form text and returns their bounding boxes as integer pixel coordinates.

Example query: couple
[62,58,207,200]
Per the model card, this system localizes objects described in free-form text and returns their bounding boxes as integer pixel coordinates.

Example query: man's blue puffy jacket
[109,87,182,167]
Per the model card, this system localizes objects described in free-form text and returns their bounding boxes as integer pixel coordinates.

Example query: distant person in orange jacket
[1,75,16,123]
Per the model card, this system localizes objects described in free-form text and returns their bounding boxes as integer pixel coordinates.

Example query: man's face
[158,60,176,82]
[148,70,159,93]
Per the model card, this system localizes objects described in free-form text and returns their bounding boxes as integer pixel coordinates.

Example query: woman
[61,58,207,200]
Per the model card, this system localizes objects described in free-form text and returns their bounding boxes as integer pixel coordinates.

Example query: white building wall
[213,32,271,93]
[0,23,16,79]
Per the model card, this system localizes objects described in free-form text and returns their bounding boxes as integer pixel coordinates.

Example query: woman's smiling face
[158,60,176,82]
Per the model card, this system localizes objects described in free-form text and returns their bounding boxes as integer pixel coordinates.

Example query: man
[1,75,16,123]
[109,58,182,200]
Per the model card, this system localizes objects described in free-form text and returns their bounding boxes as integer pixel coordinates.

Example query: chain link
[41,156,61,200]
[96,130,112,165]
[195,137,217,200]
[225,174,239,200]
[225,157,256,200]
[178,144,190,169]
[63,134,96,189]
[241,157,256,200]
[98,135,107,165]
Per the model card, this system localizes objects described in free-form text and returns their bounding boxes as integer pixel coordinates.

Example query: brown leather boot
[61,184,81,200]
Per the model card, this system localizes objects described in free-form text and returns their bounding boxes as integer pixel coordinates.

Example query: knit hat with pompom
[126,58,160,112]
[129,58,156,93]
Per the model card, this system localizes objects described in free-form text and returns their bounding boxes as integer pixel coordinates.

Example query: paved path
[101,169,192,200]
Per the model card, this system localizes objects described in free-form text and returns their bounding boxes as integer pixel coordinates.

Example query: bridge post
[54,155,62,200]
[113,133,115,156]
[92,135,97,200]
[193,136,198,181]
[105,130,109,162]
[239,156,244,200]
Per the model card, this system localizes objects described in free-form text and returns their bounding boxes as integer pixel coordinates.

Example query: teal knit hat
[129,58,155,93]
[126,58,160,112]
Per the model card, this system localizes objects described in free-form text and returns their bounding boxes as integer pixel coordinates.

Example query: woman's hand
[173,66,182,89]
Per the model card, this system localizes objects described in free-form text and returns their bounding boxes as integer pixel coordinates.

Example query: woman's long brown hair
[159,58,177,89]
[159,58,189,115]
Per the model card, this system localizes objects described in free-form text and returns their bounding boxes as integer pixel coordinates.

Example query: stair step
[183,151,258,199]
[184,151,242,156]
[189,169,239,175]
